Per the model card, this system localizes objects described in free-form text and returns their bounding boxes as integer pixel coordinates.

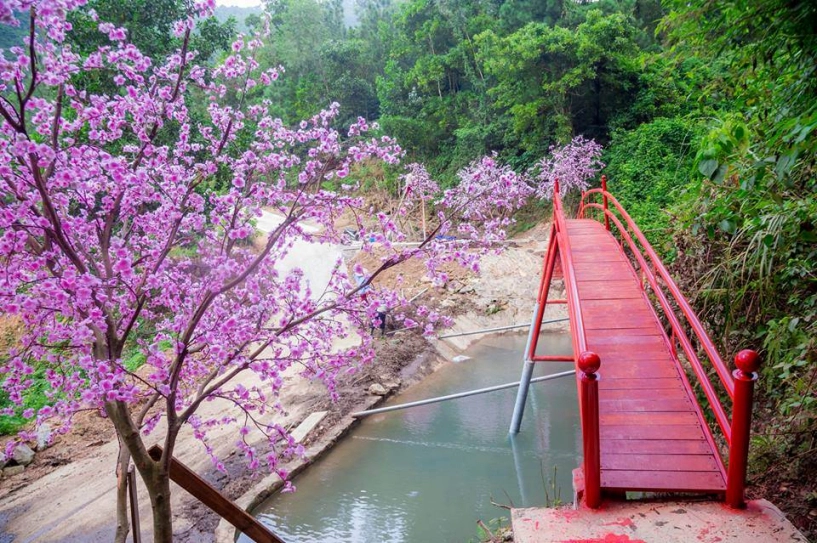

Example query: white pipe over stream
[351,369,576,418]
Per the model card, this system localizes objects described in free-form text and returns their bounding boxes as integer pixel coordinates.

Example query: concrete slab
[512,500,807,543]
[290,411,329,443]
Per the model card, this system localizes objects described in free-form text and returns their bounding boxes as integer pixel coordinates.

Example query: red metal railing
[579,176,761,508]
[548,181,603,508]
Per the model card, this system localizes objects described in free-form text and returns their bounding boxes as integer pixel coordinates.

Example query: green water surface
[245,332,579,543]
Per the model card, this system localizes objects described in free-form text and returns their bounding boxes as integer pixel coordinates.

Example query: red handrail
[553,182,602,508]
[554,184,589,356]
[582,188,735,397]
[581,200,732,440]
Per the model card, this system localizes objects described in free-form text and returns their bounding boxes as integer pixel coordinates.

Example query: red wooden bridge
[510,176,761,510]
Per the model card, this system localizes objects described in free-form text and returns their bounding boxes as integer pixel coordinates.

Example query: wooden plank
[600,390,687,402]
[600,439,713,455]
[593,347,674,361]
[599,363,678,379]
[584,315,658,331]
[599,378,684,391]
[148,446,283,543]
[572,267,638,281]
[600,425,706,440]
[587,334,668,349]
[601,454,721,473]
[600,412,699,426]
[582,299,654,313]
[577,281,644,300]
[572,252,628,263]
[601,470,725,492]
[599,398,693,412]
[567,227,607,234]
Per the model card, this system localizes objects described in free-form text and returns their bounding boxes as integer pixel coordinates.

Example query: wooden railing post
[128,465,142,543]
[579,351,602,508]
[725,349,761,508]
[601,175,610,231]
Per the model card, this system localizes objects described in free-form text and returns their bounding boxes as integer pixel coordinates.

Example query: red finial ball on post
[554,178,560,195]
[578,351,601,375]
[735,349,761,375]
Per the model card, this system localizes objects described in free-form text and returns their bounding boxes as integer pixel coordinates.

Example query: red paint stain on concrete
[603,517,635,529]
[552,509,582,522]
[559,534,646,543]
[697,522,723,542]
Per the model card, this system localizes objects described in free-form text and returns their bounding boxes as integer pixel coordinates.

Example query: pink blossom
[0,1,529,513]
[531,136,605,199]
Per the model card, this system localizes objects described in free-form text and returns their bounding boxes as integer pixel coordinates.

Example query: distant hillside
[0,12,29,50]
[213,5,264,33]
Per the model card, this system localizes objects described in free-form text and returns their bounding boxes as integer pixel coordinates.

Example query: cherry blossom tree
[0,1,530,540]
[532,135,605,199]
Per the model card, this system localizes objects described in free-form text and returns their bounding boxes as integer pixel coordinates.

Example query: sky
[215,0,262,7]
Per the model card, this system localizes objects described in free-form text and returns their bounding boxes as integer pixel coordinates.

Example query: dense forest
[0,0,814,535]
[233,0,817,528]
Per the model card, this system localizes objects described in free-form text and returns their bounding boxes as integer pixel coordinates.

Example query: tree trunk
[104,399,174,543]
[145,468,173,543]
[113,444,132,543]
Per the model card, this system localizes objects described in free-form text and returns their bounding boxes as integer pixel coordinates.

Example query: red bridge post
[579,351,601,508]
[725,349,761,508]
[601,175,610,231]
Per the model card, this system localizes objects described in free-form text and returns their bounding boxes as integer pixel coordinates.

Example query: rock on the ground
[35,424,52,451]
[368,383,389,396]
[2,465,25,477]
[12,444,35,466]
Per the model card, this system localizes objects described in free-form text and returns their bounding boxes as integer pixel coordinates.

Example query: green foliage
[67,0,186,59]
[603,117,702,251]
[192,16,238,63]
[0,366,51,435]
[662,0,817,452]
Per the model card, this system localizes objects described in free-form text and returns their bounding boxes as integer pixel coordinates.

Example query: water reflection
[245,332,579,543]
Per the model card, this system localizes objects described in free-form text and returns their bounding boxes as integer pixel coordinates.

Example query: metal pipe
[509,303,542,434]
[532,354,575,362]
[352,369,576,418]
[437,317,569,339]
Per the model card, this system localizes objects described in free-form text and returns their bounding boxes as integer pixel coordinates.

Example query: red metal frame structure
[525,176,760,509]
[577,176,760,508]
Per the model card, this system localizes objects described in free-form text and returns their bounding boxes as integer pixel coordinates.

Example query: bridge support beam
[509,302,540,434]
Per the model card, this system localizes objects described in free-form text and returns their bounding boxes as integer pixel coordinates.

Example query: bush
[602,117,702,253]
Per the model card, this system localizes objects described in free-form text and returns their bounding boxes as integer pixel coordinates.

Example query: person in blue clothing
[354,269,387,336]
[354,269,372,301]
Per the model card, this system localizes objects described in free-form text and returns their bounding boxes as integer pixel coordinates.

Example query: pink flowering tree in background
[532,135,605,199]
[0,1,530,541]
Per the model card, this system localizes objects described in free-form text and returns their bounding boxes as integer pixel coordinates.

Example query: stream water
[245,332,580,543]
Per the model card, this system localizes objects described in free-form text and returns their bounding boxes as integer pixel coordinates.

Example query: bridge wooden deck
[566,219,726,494]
